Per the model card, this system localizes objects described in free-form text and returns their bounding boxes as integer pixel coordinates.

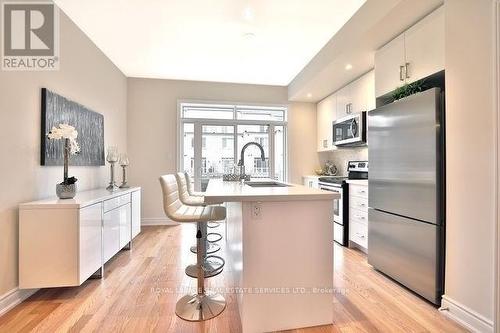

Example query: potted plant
[47,124,80,199]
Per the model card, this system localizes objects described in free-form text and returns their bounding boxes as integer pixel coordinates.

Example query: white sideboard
[19,187,141,289]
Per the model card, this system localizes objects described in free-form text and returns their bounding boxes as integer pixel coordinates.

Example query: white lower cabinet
[303,176,320,189]
[103,205,122,263]
[132,190,141,238]
[19,187,141,289]
[79,203,103,283]
[348,183,369,251]
[349,220,368,249]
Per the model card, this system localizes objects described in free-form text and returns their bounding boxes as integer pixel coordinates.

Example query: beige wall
[0,12,127,296]
[287,102,320,183]
[127,78,318,220]
[444,0,496,323]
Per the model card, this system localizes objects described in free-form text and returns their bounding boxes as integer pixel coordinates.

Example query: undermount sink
[244,181,292,188]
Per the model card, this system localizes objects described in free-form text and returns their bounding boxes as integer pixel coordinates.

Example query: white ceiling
[54,0,366,86]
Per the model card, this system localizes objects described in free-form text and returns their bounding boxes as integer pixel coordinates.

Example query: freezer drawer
[368,208,443,305]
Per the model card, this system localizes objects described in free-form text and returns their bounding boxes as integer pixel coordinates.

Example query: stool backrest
[184,171,196,196]
[175,172,191,203]
[159,174,182,220]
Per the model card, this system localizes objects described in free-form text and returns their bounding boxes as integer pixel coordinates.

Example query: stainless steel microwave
[332,112,367,147]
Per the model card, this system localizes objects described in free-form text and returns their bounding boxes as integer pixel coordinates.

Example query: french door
[181,122,285,191]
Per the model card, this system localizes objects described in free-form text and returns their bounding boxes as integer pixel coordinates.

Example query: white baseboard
[0,287,38,317]
[440,295,494,333]
[141,217,179,226]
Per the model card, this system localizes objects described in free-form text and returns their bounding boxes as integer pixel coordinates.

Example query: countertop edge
[19,187,142,210]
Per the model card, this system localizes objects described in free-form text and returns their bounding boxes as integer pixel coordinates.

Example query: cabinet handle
[358,190,366,194]
[399,65,405,81]
[405,62,410,79]
[355,232,365,238]
[356,215,366,220]
[359,203,366,207]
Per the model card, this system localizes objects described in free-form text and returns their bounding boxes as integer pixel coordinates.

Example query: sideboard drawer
[103,194,131,212]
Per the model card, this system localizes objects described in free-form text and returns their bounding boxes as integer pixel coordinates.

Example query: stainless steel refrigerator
[368,87,445,305]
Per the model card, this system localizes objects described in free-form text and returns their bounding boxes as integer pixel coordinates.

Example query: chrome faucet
[237,142,265,179]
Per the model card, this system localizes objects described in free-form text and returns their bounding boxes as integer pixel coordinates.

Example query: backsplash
[319,147,368,176]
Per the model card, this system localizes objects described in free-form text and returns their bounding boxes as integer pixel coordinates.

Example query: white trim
[494,1,500,332]
[440,295,494,333]
[0,287,38,317]
[141,217,179,226]
[177,100,289,183]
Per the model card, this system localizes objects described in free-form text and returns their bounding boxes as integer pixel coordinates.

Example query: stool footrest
[185,255,225,278]
[207,232,223,243]
[190,242,220,254]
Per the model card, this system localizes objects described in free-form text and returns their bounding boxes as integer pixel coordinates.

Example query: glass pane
[182,123,194,177]
[236,106,286,121]
[237,125,269,178]
[182,104,234,119]
[274,126,285,181]
[201,125,235,190]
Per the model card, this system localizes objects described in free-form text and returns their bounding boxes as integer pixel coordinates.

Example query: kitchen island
[204,179,337,333]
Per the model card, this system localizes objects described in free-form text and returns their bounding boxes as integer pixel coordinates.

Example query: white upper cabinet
[404,6,444,84]
[375,6,444,97]
[337,70,375,119]
[336,85,351,120]
[352,70,376,114]
[317,93,336,152]
[375,34,406,97]
[317,70,375,152]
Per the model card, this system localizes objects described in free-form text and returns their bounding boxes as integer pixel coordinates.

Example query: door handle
[399,65,405,81]
[405,62,410,79]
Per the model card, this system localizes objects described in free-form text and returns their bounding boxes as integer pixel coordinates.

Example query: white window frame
[177,100,289,189]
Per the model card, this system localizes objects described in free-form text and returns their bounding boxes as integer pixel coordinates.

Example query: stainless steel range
[319,161,368,246]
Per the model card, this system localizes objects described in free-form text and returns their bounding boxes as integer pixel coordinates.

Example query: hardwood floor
[0,225,467,333]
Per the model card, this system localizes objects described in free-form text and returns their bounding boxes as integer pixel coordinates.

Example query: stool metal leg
[175,222,226,321]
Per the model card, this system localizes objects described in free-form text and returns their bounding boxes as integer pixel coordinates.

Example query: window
[253,157,269,175]
[179,102,288,189]
[222,137,233,149]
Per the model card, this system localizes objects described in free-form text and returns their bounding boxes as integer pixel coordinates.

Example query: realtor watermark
[1,1,59,70]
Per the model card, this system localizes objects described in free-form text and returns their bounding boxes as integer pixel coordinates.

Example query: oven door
[332,112,366,146]
[319,183,344,244]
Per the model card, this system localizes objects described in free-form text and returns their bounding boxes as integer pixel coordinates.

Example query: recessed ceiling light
[345,64,353,70]
[307,93,312,98]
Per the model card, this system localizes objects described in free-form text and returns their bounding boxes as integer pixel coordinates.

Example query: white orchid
[47,124,80,155]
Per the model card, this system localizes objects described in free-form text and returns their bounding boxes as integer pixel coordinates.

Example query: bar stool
[184,172,221,229]
[159,175,226,321]
[179,173,223,244]
[175,173,224,278]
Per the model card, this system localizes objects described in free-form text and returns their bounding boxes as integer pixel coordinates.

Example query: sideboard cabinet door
[79,202,103,283]
[132,190,141,238]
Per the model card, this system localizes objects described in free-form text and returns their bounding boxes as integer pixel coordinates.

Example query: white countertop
[204,179,337,204]
[19,187,141,209]
[346,179,368,185]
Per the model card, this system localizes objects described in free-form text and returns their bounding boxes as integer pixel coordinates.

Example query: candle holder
[119,153,130,188]
[106,146,119,191]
